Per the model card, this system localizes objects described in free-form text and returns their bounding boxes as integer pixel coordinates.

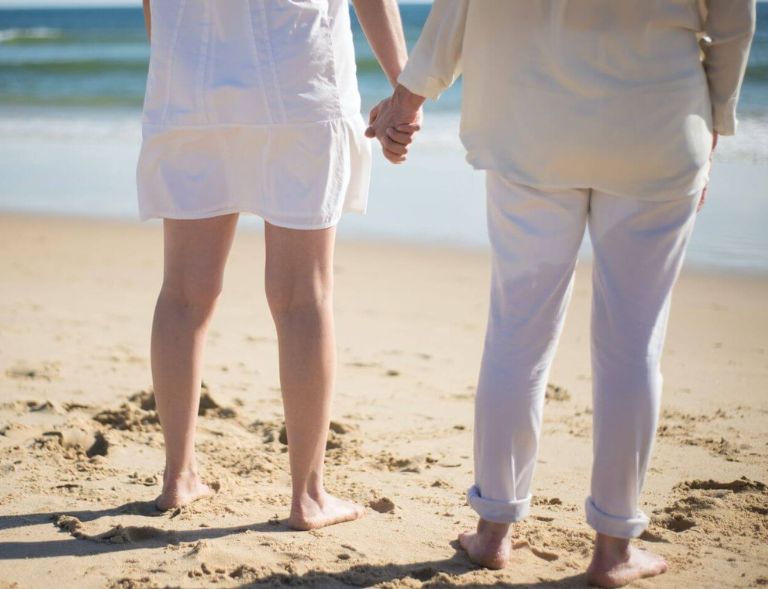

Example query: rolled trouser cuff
[467,485,531,523]
[585,497,649,539]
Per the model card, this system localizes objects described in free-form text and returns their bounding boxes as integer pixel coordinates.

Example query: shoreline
[2,108,767,273]
[3,210,768,279]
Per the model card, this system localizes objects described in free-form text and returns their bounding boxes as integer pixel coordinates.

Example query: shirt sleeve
[397,0,469,100]
[701,0,757,135]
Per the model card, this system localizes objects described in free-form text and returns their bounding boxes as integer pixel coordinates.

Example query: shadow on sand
[0,501,591,588]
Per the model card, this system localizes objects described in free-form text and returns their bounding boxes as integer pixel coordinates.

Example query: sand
[0,213,766,589]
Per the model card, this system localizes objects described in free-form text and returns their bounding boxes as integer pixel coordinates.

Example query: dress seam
[320,4,344,120]
[198,3,212,124]
[246,1,275,125]
[256,1,286,124]
[159,0,187,124]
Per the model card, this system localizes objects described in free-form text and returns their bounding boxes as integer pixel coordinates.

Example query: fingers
[380,135,408,156]
[383,148,406,164]
[363,97,422,163]
[396,123,421,134]
[697,186,707,213]
[385,127,413,146]
[368,103,380,126]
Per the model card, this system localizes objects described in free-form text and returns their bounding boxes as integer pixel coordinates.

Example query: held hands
[366,84,426,164]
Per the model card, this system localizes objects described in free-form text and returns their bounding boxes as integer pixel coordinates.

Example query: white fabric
[398,0,756,201]
[471,171,699,538]
[136,0,371,229]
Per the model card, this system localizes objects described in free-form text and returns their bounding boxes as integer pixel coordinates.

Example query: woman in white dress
[138,0,416,530]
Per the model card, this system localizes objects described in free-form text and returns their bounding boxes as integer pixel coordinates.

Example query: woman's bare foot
[154,469,213,511]
[458,519,512,569]
[586,534,668,588]
[287,491,365,531]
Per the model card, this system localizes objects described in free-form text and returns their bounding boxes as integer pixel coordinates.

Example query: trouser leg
[585,191,699,538]
[469,172,589,523]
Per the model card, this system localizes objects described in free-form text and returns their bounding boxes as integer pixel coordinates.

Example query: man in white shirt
[367,1,756,587]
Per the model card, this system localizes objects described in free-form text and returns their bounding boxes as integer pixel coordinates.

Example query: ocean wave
[0,58,147,75]
[715,114,768,163]
[0,113,142,142]
[745,62,768,83]
[0,27,64,44]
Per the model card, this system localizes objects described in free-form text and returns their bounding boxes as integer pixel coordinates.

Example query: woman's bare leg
[264,221,364,530]
[152,214,239,511]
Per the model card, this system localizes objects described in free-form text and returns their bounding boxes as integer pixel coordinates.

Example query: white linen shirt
[398,0,756,200]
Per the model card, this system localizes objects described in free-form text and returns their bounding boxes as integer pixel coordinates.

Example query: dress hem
[138,205,367,230]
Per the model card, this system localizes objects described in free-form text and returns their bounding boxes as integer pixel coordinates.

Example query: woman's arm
[701,0,756,135]
[142,0,151,42]
[350,0,408,87]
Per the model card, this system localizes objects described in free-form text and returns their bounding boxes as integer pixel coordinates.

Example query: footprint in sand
[545,383,570,402]
[656,513,697,532]
[368,497,396,513]
[53,514,179,545]
[512,539,560,562]
[34,428,110,459]
[259,420,359,453]
[651,476,767,539]
[25,400,63,414]
[378,453,422,473]
[681,477,766,493]
[5,362,59,381]
[93,384,237,432]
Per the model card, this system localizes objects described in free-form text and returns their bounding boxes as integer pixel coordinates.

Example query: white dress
[136,0,371,229]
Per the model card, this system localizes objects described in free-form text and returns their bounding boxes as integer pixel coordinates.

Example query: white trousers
[468,171,699,538]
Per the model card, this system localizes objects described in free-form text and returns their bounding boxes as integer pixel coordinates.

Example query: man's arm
[701,0,756,135]
[142,0,151,41]
[397,0,469,101]
[365,0,469,163]
[350,0,408,87]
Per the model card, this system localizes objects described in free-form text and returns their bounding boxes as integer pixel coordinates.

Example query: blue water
[0,4,766,273]
[0,5,764,114]
[0,5,463,111]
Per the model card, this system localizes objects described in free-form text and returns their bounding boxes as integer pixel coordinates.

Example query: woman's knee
[264,268,332,322]
[159,274,224,316]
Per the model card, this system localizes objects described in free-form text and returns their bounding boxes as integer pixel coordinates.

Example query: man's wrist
[394,83,426,112]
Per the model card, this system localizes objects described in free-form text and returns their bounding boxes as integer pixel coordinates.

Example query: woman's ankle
[163,465,201,480]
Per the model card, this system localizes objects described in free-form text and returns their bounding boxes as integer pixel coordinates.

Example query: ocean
[1,4,767,272]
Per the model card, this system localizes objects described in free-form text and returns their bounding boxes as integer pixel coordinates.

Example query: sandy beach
[0,213,766,589]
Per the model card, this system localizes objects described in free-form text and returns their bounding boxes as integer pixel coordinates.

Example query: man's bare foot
[458,519,512,569]
[155,469,212,511]
[287,491,364,531]
[586,534,668,588]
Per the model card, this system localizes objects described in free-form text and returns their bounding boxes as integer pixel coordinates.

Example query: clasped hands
[366,84,426,164]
